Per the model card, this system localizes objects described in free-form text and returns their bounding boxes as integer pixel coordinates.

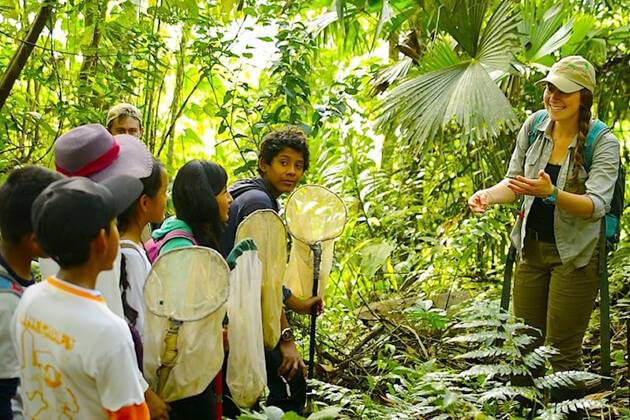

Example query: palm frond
[308,10,339,38]
[477,0,520,71]
[418,36,460,73]
[372,57,414,93]
[519,1,573,62]
[377,0,519,150]
[372,0,394,49]
[437,0,490,57]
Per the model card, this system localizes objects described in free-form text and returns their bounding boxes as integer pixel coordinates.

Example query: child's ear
[93,229,108,254]
[138,194,150,213]
[258,158,268,174]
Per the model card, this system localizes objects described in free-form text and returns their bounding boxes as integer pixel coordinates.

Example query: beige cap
[106,103,143,128]
[537,55,596,93]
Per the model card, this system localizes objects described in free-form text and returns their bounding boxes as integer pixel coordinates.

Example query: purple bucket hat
[54,124,154,182]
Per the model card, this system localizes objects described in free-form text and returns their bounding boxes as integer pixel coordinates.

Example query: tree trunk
[166,27,188,167]
[78,0,109,108]
[0,3,52,112]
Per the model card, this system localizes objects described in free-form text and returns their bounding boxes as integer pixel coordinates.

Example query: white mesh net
[284,185,347,298]
[143,247,229,401]
[235,210,287,349]
[226,239,266,408]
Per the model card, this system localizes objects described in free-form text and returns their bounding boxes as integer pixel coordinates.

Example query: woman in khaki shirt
[468,56,620,392]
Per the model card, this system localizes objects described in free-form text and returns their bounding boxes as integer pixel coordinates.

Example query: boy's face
[259,147,305,197]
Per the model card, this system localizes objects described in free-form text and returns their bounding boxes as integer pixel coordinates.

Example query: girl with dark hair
[151,159,232,255]
[117,159,170,420]
[468,56,620,392]
[149,159,232,420]
[118,159,168,336]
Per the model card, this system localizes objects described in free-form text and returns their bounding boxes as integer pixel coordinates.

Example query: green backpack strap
[528,110,549,146]
[582,119,609,171]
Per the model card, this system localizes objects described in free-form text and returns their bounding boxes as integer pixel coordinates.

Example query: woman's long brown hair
[568,89,594,184]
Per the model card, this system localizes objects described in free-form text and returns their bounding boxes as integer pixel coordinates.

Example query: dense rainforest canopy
[0,0,628,418]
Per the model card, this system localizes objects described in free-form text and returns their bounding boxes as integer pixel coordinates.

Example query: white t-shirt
[39,252,124,318]
[120,240,151,337]
[12,277,148,419]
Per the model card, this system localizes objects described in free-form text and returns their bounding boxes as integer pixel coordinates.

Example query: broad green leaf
[360,241,395,277]
[307,406,343,419]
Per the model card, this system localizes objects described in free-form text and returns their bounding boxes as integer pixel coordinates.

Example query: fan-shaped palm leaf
[378,0,520,150]
[519,1,573,63]
[435,0,489,57]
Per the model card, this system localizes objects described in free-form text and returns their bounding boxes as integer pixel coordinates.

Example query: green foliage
[0,0,628,416]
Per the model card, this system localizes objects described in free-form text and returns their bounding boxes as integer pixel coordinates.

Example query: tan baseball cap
[106,103,143,128]
[537,55,596,93]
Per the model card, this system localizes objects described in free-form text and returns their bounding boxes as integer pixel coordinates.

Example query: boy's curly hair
[258,126,310,175]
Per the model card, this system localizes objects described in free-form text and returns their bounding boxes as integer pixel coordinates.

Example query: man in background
[106,103,143,139]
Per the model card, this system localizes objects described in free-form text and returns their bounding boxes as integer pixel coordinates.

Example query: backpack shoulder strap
[161,229,198,246]
[528,110,548,146]
[583,119,609,171]
[120,240,147,260]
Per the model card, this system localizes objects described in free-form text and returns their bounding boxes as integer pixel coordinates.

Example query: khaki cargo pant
[513,237,599,373]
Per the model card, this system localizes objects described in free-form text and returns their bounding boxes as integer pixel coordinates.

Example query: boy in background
[12,175,149,419]
[222,127,321,415]
[0,166,62,419]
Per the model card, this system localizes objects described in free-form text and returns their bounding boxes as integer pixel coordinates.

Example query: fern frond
[512,334,537,348]
[455,347,517,360]
[460,363,530,378]
[423,372,460,383]
[537,409,568,420]
[541,398,607,415]
[503,322,541,334]
[445,331,508,344]
[522,346,558,369]
[534,371,607,390]
[451,319,502,329]
[478,385,540,402]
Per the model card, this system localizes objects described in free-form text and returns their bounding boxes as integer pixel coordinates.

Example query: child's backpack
[527,110,626,248]
[144,230,198,263]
